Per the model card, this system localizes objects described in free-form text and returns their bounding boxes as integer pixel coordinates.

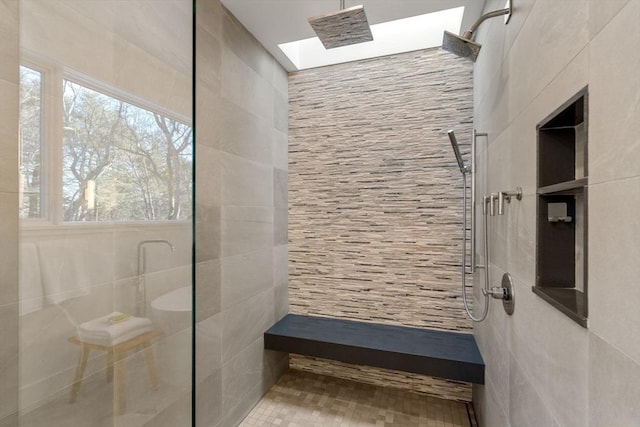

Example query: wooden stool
[68,330,161,414]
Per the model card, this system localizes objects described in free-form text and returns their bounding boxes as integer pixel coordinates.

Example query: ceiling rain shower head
[441,0,512,62]
[308,1,373,49]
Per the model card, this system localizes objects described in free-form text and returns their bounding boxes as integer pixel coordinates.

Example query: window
[19,66,43,219]
[19,63,192,223]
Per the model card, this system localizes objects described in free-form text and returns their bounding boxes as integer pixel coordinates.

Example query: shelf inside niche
[532,287,587,327]
[538,178,588,195]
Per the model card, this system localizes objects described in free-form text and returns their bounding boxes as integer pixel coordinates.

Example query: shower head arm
[462,5,511,40]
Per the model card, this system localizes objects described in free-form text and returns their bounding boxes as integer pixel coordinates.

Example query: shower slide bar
[447,129,484,272]
[448,129,490,321]
[470,129,486,273]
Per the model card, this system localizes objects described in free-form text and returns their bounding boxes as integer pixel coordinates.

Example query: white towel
[78,312,153,346]
[37,239,91,305]
[19,242,44,315]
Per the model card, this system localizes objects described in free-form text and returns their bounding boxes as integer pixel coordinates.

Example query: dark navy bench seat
[264,314,484,384]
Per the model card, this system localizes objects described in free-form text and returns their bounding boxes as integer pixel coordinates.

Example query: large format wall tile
[195,204,222,263]
[221,248,274,309]
[272,129,288,171]
[196,259,222,321]
[589,333,640,426]
[221,206,273,257]
[196,25,222,92]
[273,245,288,321]
[473,376,510,427]
[588,0,631,40]
[195,145,222,208]
[221,48,274,123]
[508,0,589,119]
[221,152,273,207]
[508,355,559,427]
[220,338,272,425]
[221,287,274,364]
[195,369,222,427]
[588,0,640,185]
[588,178,640,363]
[195,314,222,382]
[217,98,273,162]
[222,10,274,83]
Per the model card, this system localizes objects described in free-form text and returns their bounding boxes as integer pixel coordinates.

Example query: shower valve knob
[485,286,511,301]
[489,193,498,216]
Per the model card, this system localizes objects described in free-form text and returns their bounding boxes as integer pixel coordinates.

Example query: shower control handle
[489,193,498,216]
[497,187,523,215]
[483,286,511,301]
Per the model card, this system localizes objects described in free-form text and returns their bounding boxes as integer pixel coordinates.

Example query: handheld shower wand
[448,130,469,175]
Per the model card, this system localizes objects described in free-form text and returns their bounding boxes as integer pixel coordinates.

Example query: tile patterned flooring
[240,370,477,427]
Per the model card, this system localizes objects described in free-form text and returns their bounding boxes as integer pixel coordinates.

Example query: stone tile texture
[288,48,475,402]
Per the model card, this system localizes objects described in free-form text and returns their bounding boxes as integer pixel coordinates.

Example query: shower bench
[264,314,484,384]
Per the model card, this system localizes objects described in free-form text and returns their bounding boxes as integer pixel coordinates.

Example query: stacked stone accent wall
[288,48,475,401]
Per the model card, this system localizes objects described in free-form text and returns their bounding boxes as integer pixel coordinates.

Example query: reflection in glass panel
[62,80,193,222]
[19,66,42,219]
[18,1,193,425]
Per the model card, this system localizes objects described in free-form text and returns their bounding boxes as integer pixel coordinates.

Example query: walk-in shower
[442,0,512,61]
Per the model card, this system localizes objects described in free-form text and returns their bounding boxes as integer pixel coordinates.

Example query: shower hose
[461,172,490,322]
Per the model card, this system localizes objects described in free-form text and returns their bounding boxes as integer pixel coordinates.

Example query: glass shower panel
[18,1,193,425]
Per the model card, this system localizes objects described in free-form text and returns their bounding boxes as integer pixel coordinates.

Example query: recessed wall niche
[534,88,588,327]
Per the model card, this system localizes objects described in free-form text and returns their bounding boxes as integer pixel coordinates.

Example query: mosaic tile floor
[240,370,477,427]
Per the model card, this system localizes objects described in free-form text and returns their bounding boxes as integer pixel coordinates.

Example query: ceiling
[220,0,486,71]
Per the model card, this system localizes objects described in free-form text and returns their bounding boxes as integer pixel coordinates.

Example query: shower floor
[240,370,477,427]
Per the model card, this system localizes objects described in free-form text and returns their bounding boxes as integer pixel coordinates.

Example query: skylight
[279,7,465,71]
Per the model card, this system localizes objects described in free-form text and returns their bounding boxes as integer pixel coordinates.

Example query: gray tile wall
[195,2,288,426]
[288,48,475,402]
[0,1,19,425]
[473,0,640,426]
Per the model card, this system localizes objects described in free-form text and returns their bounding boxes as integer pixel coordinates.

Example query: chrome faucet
[136,240,175,316]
